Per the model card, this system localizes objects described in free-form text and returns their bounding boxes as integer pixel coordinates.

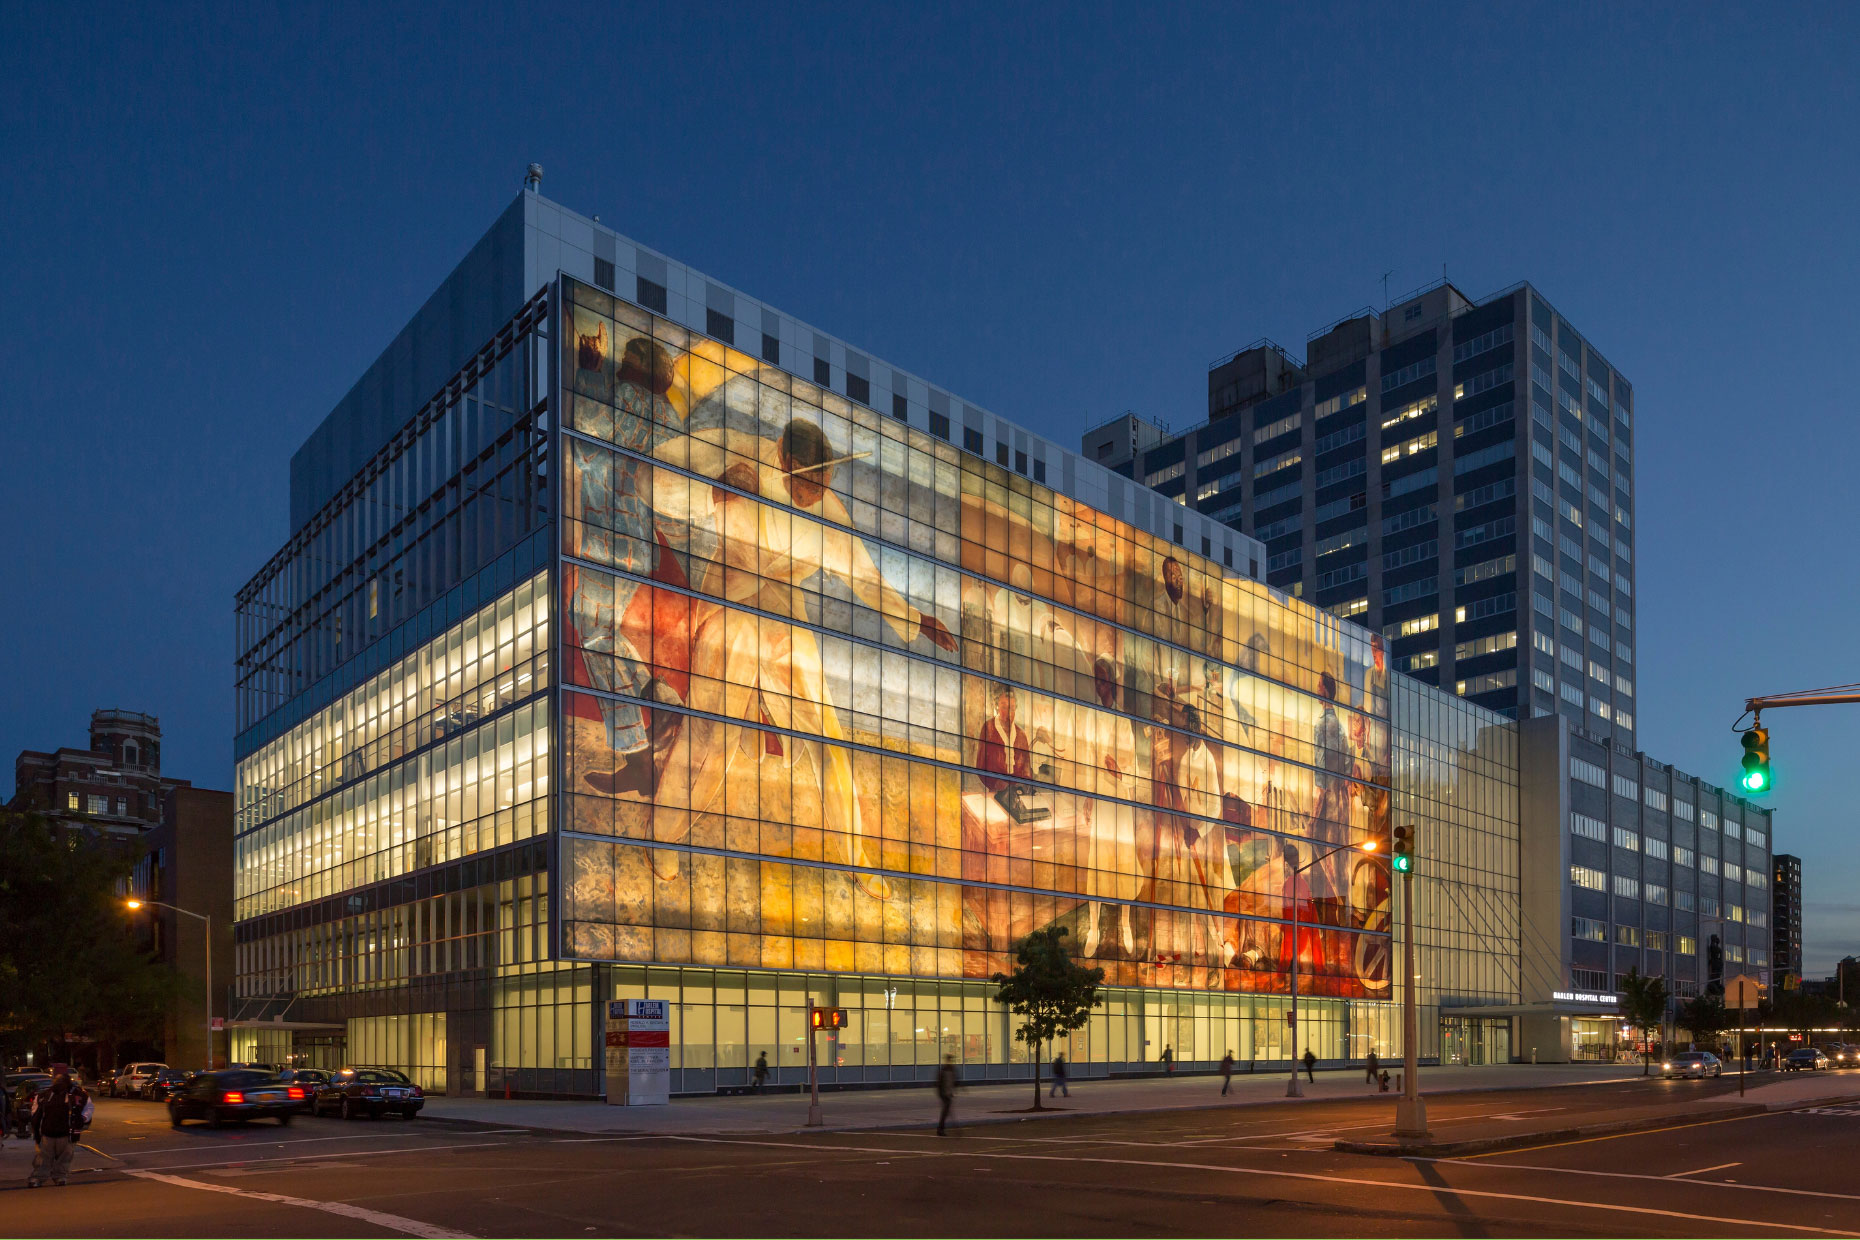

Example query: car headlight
[1662,1062,1672,1069]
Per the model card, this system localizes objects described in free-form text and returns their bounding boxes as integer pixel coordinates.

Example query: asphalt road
[7,1085,1860,1237]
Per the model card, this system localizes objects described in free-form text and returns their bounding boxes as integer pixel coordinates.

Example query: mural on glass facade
[556,279,1393,997]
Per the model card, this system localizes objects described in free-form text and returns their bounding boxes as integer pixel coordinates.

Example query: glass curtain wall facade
[234,257,1529,1098]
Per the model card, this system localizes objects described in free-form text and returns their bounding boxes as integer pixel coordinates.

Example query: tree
[1679,993,1730,1051]
[991,925,1104,1111]
[0,812,176,1065]
[1617,968,1669,1076]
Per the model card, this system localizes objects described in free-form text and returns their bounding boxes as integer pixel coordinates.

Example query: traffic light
[1391,824,1414,873]
[1708,933,1724,986]
[810,1007,847,1030]
[1740,726,1771,794]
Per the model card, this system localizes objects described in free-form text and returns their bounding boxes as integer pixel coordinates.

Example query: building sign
[604,999,670,1105]
[1552,990,1618,1005]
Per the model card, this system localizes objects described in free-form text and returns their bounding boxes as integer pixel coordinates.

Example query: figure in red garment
[976,685,1033,793]
[1279,839,1326,992]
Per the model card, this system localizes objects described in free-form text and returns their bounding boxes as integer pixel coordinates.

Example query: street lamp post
[125,898,213,1071]
[1284,837,1379,1099]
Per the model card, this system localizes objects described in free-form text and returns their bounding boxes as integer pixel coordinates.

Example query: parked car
[1660,1051,1723,1079]
[1786,1048,1831,1072]
[6,1073,52,1137]
[313,1067,424,1120]
[229,1062,280,1073]
[280,1068,332,1113]
[114,1062,169,1098]
[144,1068,194,1102]
[168,1069,303,1128]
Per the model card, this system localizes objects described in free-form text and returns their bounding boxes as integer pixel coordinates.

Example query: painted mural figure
[1055,659,1138,960]
[566,334,677,796]
[654,417,956,896]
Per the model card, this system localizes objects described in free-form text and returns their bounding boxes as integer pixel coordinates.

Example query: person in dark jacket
[1301,1048,1317,1083]
[1219,1050,1235,1095]
[1366,1049,1380,1087]
[935,1056,959,1135]
[27,1069,89,1188]
[753,1052,769,1093]
[1048,1053,1069,1098]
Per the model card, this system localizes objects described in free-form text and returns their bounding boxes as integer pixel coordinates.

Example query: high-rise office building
[1773,852,1803,985]
[1084,281,1638,747]
[230,180,1528,1093]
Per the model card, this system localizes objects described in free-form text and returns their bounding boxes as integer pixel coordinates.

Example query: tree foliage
[991,926,1104,1110]
[0,811,177,1063]
[1617,967,1669,1075]
[1678,993,1730,1046]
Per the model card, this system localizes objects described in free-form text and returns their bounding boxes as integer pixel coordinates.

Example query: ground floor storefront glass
[1439,1015,1512,1066]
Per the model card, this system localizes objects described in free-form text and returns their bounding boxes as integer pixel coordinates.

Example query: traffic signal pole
[806,998,822,1127]
[1394,857,1429,1142]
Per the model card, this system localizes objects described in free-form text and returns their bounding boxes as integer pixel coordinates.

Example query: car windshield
[214,1070,283,1086]
[1674,1054,1705,1062]
[350,1069,409,1083]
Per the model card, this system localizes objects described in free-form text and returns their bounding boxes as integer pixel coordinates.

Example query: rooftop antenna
[1381,270,1393,310]
[525,163,544,192]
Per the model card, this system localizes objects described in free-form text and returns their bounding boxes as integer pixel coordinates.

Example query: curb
[412,1072,1690,1140]
[1332,1091,1860,1157]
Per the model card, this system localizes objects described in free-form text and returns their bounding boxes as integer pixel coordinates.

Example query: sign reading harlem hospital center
[554,277,1394,1001]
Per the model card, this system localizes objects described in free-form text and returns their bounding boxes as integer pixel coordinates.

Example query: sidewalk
[422,1062,1648,1135]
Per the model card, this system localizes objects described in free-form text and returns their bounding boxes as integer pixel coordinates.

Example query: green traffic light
[1742,769,1770,793]
[1393,855,1413,873]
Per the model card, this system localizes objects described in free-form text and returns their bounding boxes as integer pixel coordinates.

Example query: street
[8,1081,1860,1238]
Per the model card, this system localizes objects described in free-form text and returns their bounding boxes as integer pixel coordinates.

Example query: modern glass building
[1083,281,1639,751]
[232,181,1522,1096]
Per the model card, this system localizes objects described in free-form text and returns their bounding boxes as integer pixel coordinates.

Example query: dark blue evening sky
[3,4,1855,970]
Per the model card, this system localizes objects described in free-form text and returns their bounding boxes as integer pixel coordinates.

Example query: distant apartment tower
[1773,853,1803,984]
[1084,281,1638,743]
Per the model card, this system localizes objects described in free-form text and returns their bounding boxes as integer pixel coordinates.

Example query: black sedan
[144,1068,194,1102]
[280,1068,333,1113]
[1787,1048,1831,1072]
[313,1067,425,1120]
[168,1069,304,1127]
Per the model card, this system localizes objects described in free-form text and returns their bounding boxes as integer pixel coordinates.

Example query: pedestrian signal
[811,1008,847,1030]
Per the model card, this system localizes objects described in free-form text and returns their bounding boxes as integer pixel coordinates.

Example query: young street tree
[991,925,1104,1111]
[1618,967,1670,1076]
[1679,992,1730,1051]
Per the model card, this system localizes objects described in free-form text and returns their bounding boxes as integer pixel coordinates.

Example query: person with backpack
[752,1052,769,1094]
[1301,1047,1317,1083]
[935,1055,958,1135]
[1048,1053,1069,1098]
[1159,1044,1173,1074]
[27,1067,90,1188]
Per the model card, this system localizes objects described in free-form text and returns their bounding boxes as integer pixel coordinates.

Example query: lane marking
[665,1135,1860,1236]
[115,1140,508,1174]
[1421,1157,1860,1205]
[1458,1107,1784,1157]
[125,1169,475,1238]
[1670,1161,1743,1178]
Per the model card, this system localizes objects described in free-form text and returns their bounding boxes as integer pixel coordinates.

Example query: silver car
[1661,1051,1723,1078]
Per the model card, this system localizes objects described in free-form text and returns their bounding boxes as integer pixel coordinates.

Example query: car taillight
[362,1086,378,1096]
[222,1091,245,1104]
[287,1086,305,1100]
[412,1087,423,1097]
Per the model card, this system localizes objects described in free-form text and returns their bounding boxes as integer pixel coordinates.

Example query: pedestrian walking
[1301,1048,1317,1083]
[753,1051,769,1093]
[1219,1050,1234,1096]
[1049,1053,1069,1098]
[935,1055,958,1135]
[26,1067,89,1188]
[1159,1045,1173,1074]
[1365,1049,1379,1087]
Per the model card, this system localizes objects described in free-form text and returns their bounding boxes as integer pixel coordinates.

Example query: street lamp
[1283,836,1378,1098]
[125,898,214,1071]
